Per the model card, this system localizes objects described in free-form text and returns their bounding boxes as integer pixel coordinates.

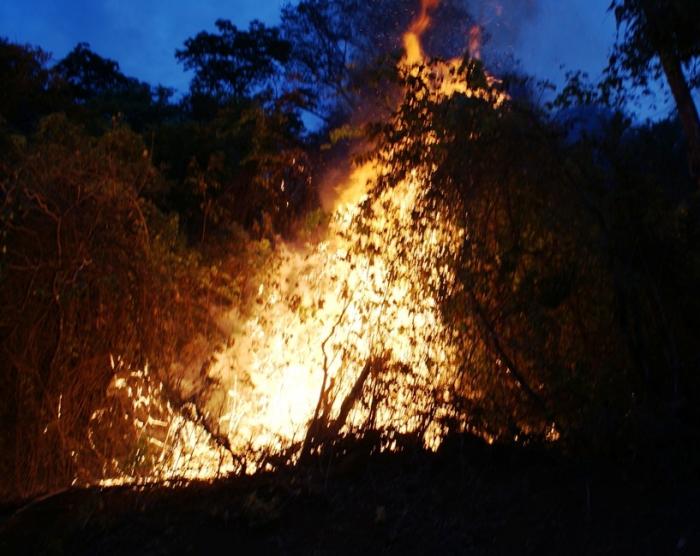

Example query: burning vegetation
[1,0,700,507]
[90,1,506,484]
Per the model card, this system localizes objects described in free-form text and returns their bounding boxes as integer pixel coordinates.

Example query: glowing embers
[91,359,237,485]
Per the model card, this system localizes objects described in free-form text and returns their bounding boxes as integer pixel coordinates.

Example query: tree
[53,43,176,132]
[176,20,291,104]
[53,42,130,102]
[0,115,217,496]
[167,21,313,240]
[0,39,53,132]
[355,59,652,445]
[280,0,474,124]
[608,0,700,183]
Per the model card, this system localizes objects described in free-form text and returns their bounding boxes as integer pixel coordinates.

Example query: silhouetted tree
[0,39,53,132]
[608,0,700,182]
[176,19,291,105]
[52,43,177,132]
[53,42,129,102]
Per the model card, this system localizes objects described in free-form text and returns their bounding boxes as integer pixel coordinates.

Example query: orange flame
[403,0,441,65]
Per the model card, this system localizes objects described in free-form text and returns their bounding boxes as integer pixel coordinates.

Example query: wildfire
[91,0,506,485]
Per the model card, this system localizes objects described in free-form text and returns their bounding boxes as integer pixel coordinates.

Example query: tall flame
[403,0,441,65]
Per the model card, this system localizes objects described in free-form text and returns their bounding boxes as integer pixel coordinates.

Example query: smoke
[467,0,540,71]
[418,0,540,70]
[468,0,539,47]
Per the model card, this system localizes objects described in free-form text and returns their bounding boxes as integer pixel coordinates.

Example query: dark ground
[1,435,698,555]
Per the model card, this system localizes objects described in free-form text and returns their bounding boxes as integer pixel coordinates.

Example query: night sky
[1,0,649,112]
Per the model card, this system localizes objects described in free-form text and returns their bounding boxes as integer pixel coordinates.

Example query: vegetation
[1,0,699,507]
[607,0,700,182]
[360,57,700,453]
[0,116,215,495]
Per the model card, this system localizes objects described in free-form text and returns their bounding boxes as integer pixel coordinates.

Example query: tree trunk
[658,50,700,184]
[641,1,700,185]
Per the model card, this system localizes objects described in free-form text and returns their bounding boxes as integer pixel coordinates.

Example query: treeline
[1,0,700,500]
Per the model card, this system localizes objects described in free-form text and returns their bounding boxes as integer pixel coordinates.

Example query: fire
[403,0,441,65]
[214,173,462,453]
[91,0,507,485]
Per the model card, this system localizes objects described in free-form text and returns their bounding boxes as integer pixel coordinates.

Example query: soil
[1,435,698,555]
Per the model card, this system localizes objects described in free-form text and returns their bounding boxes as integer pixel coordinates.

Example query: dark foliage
[2,434,699,554]
[606,0,700,181]
[608,0,700,89]
[0,39,54,133]
[176,20,291,102]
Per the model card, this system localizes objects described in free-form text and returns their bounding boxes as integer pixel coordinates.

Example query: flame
[91,1,510,486]
[213,173,463,454]
[403,0,441,65]
[95,165,464,483]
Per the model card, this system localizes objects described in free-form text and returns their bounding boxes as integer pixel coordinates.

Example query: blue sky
[0,0,647,109]
[0,0,286,92]
[516,0,614,83]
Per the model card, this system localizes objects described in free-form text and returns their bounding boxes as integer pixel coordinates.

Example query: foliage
[53,42,131,102]
[0,116,215,497]
[154,98,310,242]
[0,39,54,133]
[608,0,700,91]
[176,20,291,103]
[606,0,700,181]
[359,57,700,448]
[52,43,178,132]
[280,0,473,123]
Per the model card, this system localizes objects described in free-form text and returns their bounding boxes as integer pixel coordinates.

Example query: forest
[1,0,700,553]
